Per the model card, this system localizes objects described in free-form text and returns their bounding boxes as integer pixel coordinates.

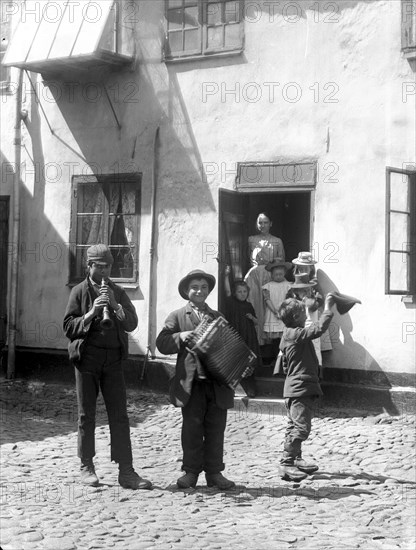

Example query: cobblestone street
[1,379,415,550]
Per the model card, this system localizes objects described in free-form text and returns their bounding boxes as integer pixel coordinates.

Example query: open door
[0,198,9,348]
[218,190,249,313]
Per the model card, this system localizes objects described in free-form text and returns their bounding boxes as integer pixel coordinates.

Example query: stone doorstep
[139,360,416,416]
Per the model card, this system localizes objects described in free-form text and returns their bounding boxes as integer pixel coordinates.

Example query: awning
[3,0,134,74]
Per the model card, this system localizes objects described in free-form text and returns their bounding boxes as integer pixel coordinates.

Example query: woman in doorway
[244,212,285,346]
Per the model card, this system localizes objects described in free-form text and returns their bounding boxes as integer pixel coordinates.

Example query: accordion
[187,316,257,390]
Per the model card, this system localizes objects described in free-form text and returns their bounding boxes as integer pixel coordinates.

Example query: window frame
[401,0,416,59]
[164,0,244,61]
[69,173,142,286]
[0,0,13,93]
[385,166,416,296]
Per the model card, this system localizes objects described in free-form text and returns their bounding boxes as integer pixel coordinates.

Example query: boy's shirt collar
[88,276,101,295]
[188,301,208,319]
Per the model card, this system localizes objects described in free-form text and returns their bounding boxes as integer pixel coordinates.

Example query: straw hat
[265,258,292,272]
[292,251,317,265]
[289,273,317,289]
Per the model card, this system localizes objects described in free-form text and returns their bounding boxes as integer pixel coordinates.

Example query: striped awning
[3,0,134,73]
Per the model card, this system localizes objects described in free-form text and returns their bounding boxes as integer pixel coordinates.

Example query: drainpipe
[7,69,23,379]
[141,126,159,380]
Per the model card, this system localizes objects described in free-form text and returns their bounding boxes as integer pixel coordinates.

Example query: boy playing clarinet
[156,270,236,490]
[63,244,151,490]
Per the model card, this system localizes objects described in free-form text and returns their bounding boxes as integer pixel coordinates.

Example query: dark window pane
[168,30,184,52]
[167,8,183,30]
[109,245,135,279]
[73,248,88,280]
[390,171,410,212]
[207,2,222,25]
[389,251,409,292]
[78,182,103,213]
[184,28,200,51]
[390,212,409,250]
[224,22,242,48]
[206,25,224,50]
[184,5,199,27]
[77,215,104,245]
[225,1,239,23]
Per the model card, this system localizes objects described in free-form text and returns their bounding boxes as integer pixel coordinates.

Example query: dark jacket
[155,303,235,409]
[280,310,333,398]
[63,277,138,364]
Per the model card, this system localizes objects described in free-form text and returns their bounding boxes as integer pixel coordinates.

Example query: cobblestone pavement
[0,379,415,550]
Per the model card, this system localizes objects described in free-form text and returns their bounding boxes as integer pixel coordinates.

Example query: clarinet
[100,278,114,330]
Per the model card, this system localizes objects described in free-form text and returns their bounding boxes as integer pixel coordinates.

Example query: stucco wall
[1,0,415,375]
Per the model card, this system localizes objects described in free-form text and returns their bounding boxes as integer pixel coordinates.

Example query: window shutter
[385,167,415,295]
[401,0,416,52]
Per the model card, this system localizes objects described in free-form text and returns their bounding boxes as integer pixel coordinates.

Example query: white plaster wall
[2,0,415,374]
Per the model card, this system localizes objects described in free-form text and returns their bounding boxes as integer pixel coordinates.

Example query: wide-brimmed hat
[329,291,362,315]
[292,251,317,265]
[289,273,317,289]
[178,270,216,300]
[265,258,292,272]
[86,244,114,265]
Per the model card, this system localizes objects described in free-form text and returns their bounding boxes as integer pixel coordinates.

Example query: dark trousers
[281,395,318,464]
[181,380,227,475]
[75,346,132,464]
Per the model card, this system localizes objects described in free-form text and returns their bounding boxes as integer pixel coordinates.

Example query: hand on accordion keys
[180,331,195,345]
[241,363,255,379]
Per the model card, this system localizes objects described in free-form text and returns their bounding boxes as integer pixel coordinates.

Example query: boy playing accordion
[156,270,235,490]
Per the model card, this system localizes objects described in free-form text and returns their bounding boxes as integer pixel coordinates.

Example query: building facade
[1,0,415,387]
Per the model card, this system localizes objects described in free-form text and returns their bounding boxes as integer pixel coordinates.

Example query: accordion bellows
[187,316,257,390]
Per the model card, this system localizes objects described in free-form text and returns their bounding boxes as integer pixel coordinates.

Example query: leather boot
[118,464,152,490]
[205,473,236,490]
[80,459,99,487]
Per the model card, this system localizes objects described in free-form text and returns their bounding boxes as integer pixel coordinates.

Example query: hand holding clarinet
[86,278,119,329]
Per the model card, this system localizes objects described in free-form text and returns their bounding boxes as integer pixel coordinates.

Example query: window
[401,0,416,59]
[0,0,13,92]
[165,0,244,60]
[385,167,416,295]
[70,174,141,284]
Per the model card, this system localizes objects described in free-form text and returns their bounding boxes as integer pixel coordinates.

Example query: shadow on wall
[317,269,392,383]
[42,63,216,216]
[316,269,409,415]
[0,146,71,357]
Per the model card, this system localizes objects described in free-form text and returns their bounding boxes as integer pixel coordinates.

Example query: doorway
[218,189,312,309]
[218,188,312,368]
[0,197,9,348]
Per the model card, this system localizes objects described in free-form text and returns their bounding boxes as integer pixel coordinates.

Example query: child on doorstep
[290,252,333,367]
[262,260,292,357]
[224,265,260,398]
[277,293,335,482]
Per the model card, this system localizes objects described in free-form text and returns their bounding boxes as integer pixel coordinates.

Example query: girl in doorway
[262,260,292,357]
[224,265,260,397]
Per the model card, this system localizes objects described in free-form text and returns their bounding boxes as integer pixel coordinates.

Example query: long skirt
[244,264,270,346]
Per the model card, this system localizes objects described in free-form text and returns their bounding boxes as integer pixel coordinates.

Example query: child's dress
[262,280,291,337]
[225,297,261,365]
